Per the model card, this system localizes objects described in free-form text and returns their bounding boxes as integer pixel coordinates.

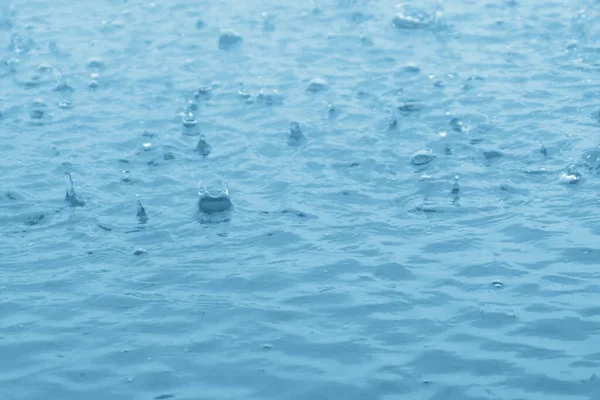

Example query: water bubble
[218,29,242,50]
[307,77,328,93]
[411,149,435,166]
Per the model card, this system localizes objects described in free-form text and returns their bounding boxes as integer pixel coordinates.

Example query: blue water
[2,0,600,399]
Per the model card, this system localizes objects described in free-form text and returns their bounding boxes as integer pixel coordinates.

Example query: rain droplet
[136,198,148,224]
[196,136,211,157]
[491,281,504,289]
[306,77,328,93]
[451,176,460,194]
[218,29,242,50]
[64,172,85,207]
[288,122,305,145]
[198,188,232,214]
[411,149,435,166]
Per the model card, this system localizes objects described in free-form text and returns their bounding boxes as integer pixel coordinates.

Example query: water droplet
[288,122,305,145]
[449,117,463,132]
[451,176,460,194]
[64,172,85,207]
[491,281,504,289]
[88,80,99,90]
[198,188,232,214]
[58,101,73,109]
[306,77,328,93]
[218,29,242,50]
[411,150,435,166]
[86,57,105,69]
[560,165,582,184]
[136,198,148,224]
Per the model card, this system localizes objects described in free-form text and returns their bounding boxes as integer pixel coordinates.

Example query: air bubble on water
[306,77,328,93]
[218,29,242,50]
